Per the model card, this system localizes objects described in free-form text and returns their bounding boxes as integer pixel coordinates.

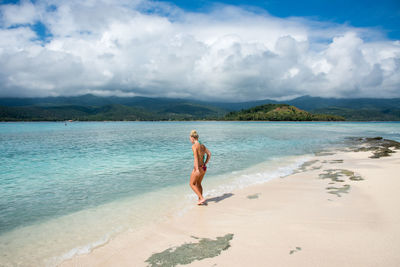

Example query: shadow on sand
[205,193,234,204]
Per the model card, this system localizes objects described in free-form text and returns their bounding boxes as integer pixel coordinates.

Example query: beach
[2,122,400,266]
[61,142,400,266]
[2,0,400,265]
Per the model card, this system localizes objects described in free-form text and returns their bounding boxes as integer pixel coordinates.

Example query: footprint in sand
[247,193,260,199]
[289,247,302,255]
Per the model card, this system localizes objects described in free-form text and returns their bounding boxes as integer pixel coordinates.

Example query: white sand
[61,150,400,267]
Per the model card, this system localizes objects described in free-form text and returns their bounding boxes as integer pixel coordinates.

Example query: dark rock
[370,147,394,158]
[145,234,234,267]
[366,137,383,141]
[345,137,400,158]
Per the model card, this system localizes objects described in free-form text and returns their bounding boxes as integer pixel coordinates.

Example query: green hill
[0,94,399,121]
[309,107,400,121]
[224,104,345,121]
[0,103,224,121]
[0,105,154,121]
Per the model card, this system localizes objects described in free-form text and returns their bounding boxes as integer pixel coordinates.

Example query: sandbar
[61,147,400,267]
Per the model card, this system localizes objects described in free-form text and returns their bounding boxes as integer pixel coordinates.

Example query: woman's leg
[190,170,204,200]
[196,171,206,197]
[190,169,206,204]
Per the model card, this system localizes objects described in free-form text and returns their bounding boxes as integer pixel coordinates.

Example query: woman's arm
[204,147,211,165]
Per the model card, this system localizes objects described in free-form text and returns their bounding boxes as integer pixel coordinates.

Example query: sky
[0,0,399,100]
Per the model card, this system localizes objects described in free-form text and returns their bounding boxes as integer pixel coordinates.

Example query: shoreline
[0,153,313,267]
[2,120,400,123]
[60,144,400,266]
[53,154,311,266]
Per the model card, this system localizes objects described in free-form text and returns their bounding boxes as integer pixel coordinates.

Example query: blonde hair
[190,130,199,139]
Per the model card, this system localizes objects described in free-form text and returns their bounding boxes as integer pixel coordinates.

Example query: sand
[60,149,400,267]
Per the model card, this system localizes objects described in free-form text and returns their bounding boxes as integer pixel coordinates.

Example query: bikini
[201,164,207,172]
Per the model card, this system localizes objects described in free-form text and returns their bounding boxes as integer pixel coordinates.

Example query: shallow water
[0,121,399,266]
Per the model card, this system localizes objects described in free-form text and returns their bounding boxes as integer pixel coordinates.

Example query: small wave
[235,157,310,186]
[41,156,311,266]
[199,155,311,199]
[49,232,114,267]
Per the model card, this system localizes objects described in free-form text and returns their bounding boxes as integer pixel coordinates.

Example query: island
[224,104,345,121]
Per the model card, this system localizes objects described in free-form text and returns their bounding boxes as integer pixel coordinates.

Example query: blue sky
[160,0,400,40]
[3,0,399,41]
[0,0,399,99]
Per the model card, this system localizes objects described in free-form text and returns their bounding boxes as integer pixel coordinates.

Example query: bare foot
[197,198,206,205]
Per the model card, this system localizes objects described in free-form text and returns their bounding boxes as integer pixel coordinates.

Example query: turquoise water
[1,121,399,266]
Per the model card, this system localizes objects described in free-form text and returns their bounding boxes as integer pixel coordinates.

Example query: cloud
[0,0,38,27]
[0,0,399,100]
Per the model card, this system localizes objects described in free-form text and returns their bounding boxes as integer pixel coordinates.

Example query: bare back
[192,142,210,170]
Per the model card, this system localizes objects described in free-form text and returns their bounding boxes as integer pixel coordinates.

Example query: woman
[189,130,211,205]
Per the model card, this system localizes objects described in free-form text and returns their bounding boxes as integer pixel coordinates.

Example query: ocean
[1,121,399,266]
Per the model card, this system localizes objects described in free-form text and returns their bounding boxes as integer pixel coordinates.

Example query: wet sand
[61,149,400,267]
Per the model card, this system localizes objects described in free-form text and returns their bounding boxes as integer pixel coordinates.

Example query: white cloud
[0,0,399,100]
[0,0,38,27]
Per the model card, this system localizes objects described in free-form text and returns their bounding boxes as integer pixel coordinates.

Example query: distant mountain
[224,104,344,121]
[0,94,399,121]
[0,104,155,121]
[218,95,400,121]
[285,95,400,110]
[0,94,188,109]
[0,94,227,121]
[285,96,400,121]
